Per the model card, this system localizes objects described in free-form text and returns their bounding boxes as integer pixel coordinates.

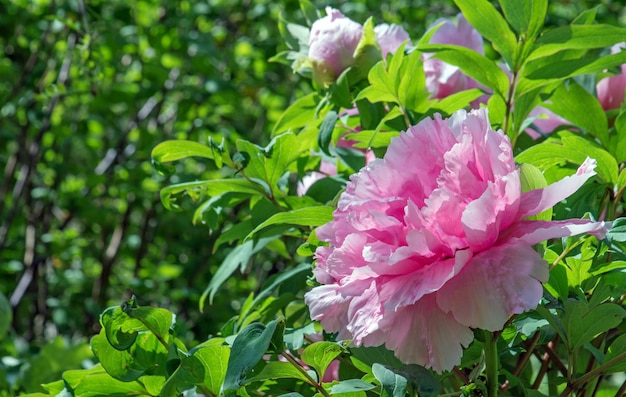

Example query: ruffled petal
[463,170,520,251]
[378,249,472,311]
[518,158,597,218]
[380,294,474,372]
[502,219,609,245]
[436,241,548,331]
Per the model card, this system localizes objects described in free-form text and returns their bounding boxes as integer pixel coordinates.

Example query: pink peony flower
[374,23,411,59]
[596,42,626,110]
[306,8,410,86]
[423,14,484,100]
[305,108,607,372]
[308,7,363,83]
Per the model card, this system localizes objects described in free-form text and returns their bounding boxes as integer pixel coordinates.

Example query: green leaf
[606,218,626,242]
[611,110,626,163]
[0,292,12,341]
[248,262,311,317]
[356,45,429,113]
[152,140,220,175]
[125,306,173,344]
[236,132,306,198]
[329,72,353,109]
[431,88,485,115]
[530,24,626,60]
[352,18,382,80]
[515,133,618,185]
[163,344,231,396]
[487,93,507,130]
[419,44,509,97]
[356,61,397,104]
[221,318,285,395]
[604,334,626,373]
[301,342,343,382]
[560,136,617,184]
[328,379,375,394]
[372,364,408,397]
[543,82,608,144]
[91,329,165,382]
[454,0,517,66]
[160,179,264,211]
[562,300,626,350]
[519,163,552,221]
[299,0,320,26]
[63,365,148,396]
[396,365,442,397]
[499,0,547,41]
[201,236,275,308]
[245,361,313,385]
[350,346,403,370]
[273,93,322,136]
[544,262,569,299]
[318,110,338,156]
[100,307,141,351]
[246,206,333,240]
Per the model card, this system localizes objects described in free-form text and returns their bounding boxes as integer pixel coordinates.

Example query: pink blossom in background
[307,8,410,84]
[298,137,376,196]
[524,106,569,140]
[374,23,411,59]
[423,14,484,100]
[305,108,607,372]
[308,7,363,81]
[596,42,626,110]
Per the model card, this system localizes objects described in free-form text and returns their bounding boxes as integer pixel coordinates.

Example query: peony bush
[27,1,626,397]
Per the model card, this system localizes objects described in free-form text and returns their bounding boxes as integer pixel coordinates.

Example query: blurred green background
[0,0,624,393]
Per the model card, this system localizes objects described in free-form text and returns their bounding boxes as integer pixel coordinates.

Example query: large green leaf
[515,133,618,185]
[0,292,12,341]
[221,318,285,395]
[563,300,625,350]
[200,236,276,308]
[543,81,608,145]
[273,93,322,136]
[301,342,343,382]
[604,334,626,373]
[418,44,509,97]
[152,140,223,175]
[162,344,231,396]
[236,132,306,198]
[454,0,517,66]
[372,364,408,397]
[499,0,547,41]
[245,206,333,240]
[159,179,265,210]
[530,24,626,59]
[63,365,149,396]
[328,379,375,394]
[244,361,313,385]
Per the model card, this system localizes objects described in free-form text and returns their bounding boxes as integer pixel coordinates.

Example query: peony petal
[462,171,521,252]
[379,249,472,311]
[380,294,474,372]
[436,241,548,331]
[502,219,609,245]
[374,23,411,59]
[518,157,597,218]
[305,284,352,338]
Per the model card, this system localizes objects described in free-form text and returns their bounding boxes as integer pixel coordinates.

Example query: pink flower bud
[596,43,626,110]
[308,7,363,80]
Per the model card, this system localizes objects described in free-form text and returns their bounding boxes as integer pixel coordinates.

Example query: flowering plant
[27,1,626,397]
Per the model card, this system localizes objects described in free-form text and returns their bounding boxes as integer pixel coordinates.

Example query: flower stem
[482,330,499,397]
